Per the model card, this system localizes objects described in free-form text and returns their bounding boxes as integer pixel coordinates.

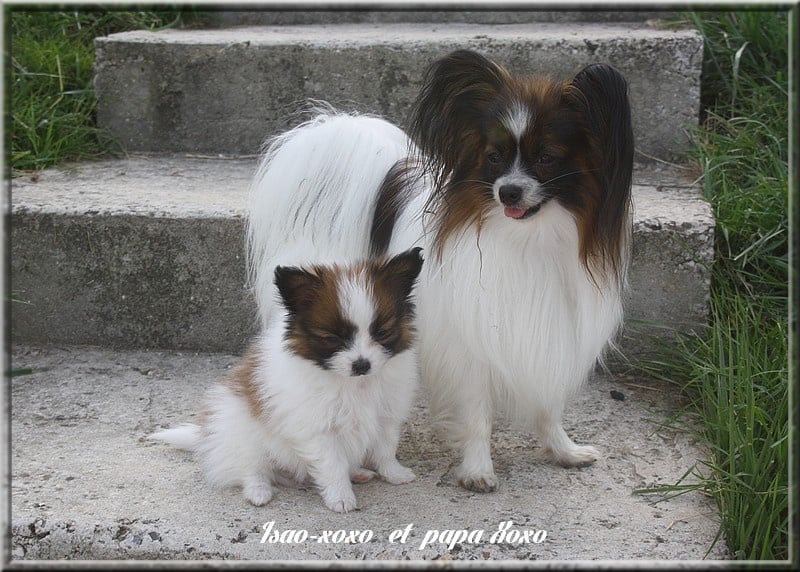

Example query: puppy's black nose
[499,185,523,206]
[351,358,371,376]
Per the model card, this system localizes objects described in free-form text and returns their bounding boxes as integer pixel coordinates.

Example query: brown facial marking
[275,264,354,370]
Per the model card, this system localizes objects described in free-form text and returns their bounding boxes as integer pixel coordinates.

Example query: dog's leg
[445,376,498,492]
[426,349,498,492]
[453,396,498,493]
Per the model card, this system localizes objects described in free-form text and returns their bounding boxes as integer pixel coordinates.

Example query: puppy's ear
[273,266,322,315]
[410,50,510,178]
[564,63,634,200]
[376,247,424,304]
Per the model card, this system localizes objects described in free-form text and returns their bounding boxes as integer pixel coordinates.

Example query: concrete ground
[8,344,729,563]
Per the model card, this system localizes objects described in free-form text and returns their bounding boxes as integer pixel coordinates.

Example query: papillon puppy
[247,50,633,493]
[151,248,424,512]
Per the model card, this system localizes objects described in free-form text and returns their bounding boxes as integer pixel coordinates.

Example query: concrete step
[9,344,728,560]
[94,23,702,161]
[9,155,712,358]
[211,10,665,26]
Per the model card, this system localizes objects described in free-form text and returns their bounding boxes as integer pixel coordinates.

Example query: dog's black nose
[499,185,523,205]
[351,358,371,376]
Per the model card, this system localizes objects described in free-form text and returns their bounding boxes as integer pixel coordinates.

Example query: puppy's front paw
[324,491,358,513]
[243,481,273,506]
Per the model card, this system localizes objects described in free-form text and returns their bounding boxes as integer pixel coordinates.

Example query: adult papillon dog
[152,249,424,512]
[248,50,633,492]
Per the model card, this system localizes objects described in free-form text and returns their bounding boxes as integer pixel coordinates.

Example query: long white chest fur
[390,196,623,425]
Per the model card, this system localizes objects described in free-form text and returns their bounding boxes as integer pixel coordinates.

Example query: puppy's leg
[536,410,599,468]
[305,438,358,513]
[368,421,415,485]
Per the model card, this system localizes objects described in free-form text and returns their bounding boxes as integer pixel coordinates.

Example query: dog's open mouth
[503,203,542,220]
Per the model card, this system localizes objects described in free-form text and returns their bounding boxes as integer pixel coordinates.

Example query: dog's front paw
[458,472,499,493]
[380,463,416,485]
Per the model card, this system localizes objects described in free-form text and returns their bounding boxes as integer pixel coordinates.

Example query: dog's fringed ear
[565,64,634,283]
[409,50,510,180]
[565,64,634,201]
[274,266,322,315]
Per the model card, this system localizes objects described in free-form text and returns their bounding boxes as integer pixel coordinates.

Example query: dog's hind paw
[546,444,600,468]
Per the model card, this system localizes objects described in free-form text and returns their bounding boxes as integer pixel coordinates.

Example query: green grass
[7,8,212,175]
[638,11,790,560]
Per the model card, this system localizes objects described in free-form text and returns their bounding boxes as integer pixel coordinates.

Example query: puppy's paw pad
[350,468,377,484]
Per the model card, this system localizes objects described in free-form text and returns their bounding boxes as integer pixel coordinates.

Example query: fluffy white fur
[151,269,418,513]
[247,109,409,329]
[247,110,624,492]
[393,195,622,490]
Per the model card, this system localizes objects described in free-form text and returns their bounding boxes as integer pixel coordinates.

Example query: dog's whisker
[542,168,600,186]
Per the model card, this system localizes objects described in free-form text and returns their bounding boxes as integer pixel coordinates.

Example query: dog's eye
[486,151,503,166]
[537,153,556,165]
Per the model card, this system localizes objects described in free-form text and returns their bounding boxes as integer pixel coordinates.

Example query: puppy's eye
[311,330,343,347]
[538,153,556,165]
[371,321,398,345]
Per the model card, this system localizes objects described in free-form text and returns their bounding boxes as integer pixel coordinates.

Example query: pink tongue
[504,207,527,219]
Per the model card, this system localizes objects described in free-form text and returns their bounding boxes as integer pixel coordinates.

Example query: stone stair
[93,21,701,161]
[8,10,725,562]
[10,156,712,359]
[11,10,712,358]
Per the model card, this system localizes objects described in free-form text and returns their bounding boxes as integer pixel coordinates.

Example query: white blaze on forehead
[495,101,540,199]
[337,271,376,334]
[329,269,392,377]
[501,101,532,141]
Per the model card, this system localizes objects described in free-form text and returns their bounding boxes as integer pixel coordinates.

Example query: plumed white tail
[150,423,201,450]
[246,105,410,329]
